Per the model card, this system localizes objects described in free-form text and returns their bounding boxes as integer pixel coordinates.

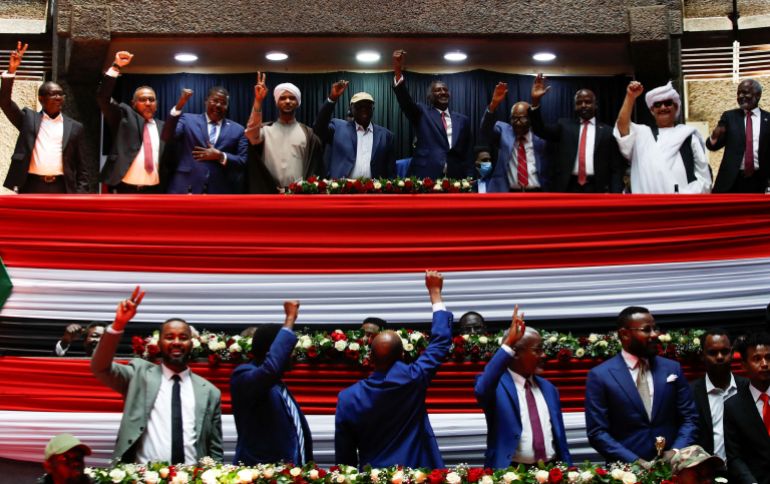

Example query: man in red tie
[528,73,624,193]
[707,79,770,193]
[97,51,170,193]
[724,331,770,483]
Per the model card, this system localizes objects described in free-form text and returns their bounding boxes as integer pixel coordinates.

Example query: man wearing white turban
[244,72,322,193]
[614,80,711,194]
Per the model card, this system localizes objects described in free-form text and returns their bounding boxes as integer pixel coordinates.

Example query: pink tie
[517,137,528,188]
[578,120,589,185]
[143,122,154,174]
[441,111,448,132]
[745,111,755,176]
[525,380,547,462]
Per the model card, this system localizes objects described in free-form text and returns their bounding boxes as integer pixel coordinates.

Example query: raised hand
[531,73,551,106]
[283,300,300,328]
[113,285,145,331]
[627,80,644,99]
[504,305,526,347]
[174,88,193,111]
[489,81,508,111]
[393,49,406,78]
[425,269,444,305]
[113,51,133,68]
[329,80,349,102]
[61,323,84,346]
[254,71,268,103]
[8,41,28,74]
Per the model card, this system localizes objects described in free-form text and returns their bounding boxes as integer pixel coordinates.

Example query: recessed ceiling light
[444,51,467,62]
[266,51,289,61]
[356,51,381,63]
[532,52,556,62]
[174,53,198,63]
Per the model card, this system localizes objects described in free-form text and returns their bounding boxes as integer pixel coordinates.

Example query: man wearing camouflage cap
[40,433,93,484]
[670,444,724,484]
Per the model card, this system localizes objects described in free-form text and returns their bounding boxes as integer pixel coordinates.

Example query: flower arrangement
[286,176,474,195]
[131,328,708,368]
[84,459,688,484]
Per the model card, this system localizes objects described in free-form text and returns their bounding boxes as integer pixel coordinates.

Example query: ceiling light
[174,53,198,63]
[266,51,288,61]
[356,51,381,63]
[532,52,556,62]
[444,51,467,62]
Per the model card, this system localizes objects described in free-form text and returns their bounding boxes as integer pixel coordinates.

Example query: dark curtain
[114,70,631,161]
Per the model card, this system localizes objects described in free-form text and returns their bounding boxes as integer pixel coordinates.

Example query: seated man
[230,300,313,465]
[55,322,105,357]
[670,445,724,484]
[41,433,92,484]
[91,286,223,464]
[360,317,387,339]
[614,81,712,193]
[475,307,571,468]
[335,270,453,468]
[458,311,486,335]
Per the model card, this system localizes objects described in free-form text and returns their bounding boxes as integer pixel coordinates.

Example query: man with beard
[480,82,549,192]
[313,80,395,179]
[707,79,770,193]
[91,286,223,464]
[585,306,698,465]
[230,300,312,465]
[162,86,248,193]
[392,50,474,180]
[244,72,322,193]
[55,322,105,357]
[529,74,623,193]
[39,434,93,484]
[1,41,93,193]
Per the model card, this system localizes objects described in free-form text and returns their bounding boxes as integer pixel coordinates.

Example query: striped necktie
[281,384,305,464]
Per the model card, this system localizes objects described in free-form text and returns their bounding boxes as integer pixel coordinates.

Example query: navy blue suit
[393,81,473,179]
[585,353,698,462]
[335,310,453,469]
[162,113,248,194]
[313,100,396,179]
[474,347,571,468]
[230,328,313,465]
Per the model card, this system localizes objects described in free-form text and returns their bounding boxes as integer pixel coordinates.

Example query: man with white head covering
[614,80,711,194]
[244,72,322,193]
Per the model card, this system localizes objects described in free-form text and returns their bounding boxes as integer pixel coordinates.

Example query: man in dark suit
[585,306,698,465]
[335,270,453,469]
[230,300,313,465]
[529,73,624,193]
[690,329,747,462]
[97,51,170,193]
[162,86,248,194]
[392,50,473,180]
[475,307,571,468]
[480,82,549,192]
[724,331,770,484]
[1,41,93,194]
[314,80,395,179]
[707,79,770,193]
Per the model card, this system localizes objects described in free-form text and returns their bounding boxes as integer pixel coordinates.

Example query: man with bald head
[479,82,549,192]
[475,308,572,468]
[529,74,624,193]
[335,270,453,468]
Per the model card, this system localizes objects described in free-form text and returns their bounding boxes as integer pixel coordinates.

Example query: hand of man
[393,49,406,79]
[503,305,526,347]
[531,73,551,106]
[113,285,145,331]
[254,71,268,103]
[329,80,349,102]
[627,81,644,99]
[283,300,300,328]
[661,450,677,463]
[489,82,508,111]
[710,124,726,143]
[192,144,223,162]
[61,323,84,346]
[8,41,28,74]
[174,88,193,111]
[113,51,133,68]
[634,458,653,470]
[425,270,444,305]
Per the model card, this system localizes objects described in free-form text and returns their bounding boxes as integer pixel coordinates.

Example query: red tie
[760,393,770,437]
[517,137,528,188]
[525,380,547,462]
[745,111,755,176]
[578,120,589,185]
[441,111,448,132]
[143,121,154,174]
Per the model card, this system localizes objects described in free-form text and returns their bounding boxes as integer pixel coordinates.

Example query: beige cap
[44,433,92,460]
[350,92,375,105]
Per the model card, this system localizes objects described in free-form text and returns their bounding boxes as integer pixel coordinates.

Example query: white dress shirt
[621,349,655,403]
[507,130,541,189]
[743,107,761,171]
[28,112,65,176]
[572,117,596,176]
[350,122,374,179]
[704,373,738,460]
[505,369,556,463]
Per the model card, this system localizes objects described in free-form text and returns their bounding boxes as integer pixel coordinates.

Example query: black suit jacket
[529,107,624,193]
[706,108,770,193]
[690,374,748,454]
[724,383,770,484]
[96,74,170,188]
[0,75,93,193]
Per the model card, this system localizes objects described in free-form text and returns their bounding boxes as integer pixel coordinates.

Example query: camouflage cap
[670,445,724,474]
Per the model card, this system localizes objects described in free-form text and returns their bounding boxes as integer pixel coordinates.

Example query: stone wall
[0,0,46,19]
[0,80,40,195]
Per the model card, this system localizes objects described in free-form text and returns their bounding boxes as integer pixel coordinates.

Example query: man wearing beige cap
[313,80,395,179]
[40,433,92,484]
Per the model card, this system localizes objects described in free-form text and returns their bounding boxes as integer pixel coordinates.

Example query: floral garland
[131,328,706,368]
[286,176,474,195]
[83,460,696,484]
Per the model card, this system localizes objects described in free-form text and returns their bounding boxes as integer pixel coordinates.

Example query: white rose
[692,337,700,346]
[334,340,347,351]
[236,469,255,483]
[159,468,170,478]
[410,332,423,341]
[370,469,380,482]
[497,337,503,345]
[567,471,580,483]
[309,469,320,480]
[588,334,598,343]
[320,338,331,346]
[575,348,585,358]
[548,336,558,343]
[144,471,160,484]
[192,339,201,349]
[207,340,219,351]
[480,475,494,484]
[200,469,219,484]
[478,336,489,344]
[445,472,461,484]
[391,470,404,484]
[598,340,608,347]
[374,181,382,190]
[715,478,728,483]
[453,181,460,188]
[290,467,302,477]
[109,468,126,483]
[332,182,339,189]
[621,472,637,484]
[579,471,593,482]
[263,467,275,479]
[172,471,189,484]
[610,469,625,480]
[462,334,470,341]
[658,333,671,343]
[404,343,414,352]
[301,336,313,349]
[336,474,346,484]
[462,179,470,188]
[501,472,519,483]
[433,183,442,191]
[414,470,427,483]
[534,470,549,484]
[349,342,360,351]
[397,180,405,187]
[401,338,409,347]
[229,343,242,353]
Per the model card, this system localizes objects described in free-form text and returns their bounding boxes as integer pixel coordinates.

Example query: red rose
[364,180,375,191]
[146,344,160,358]
[307,346,318,359]
[291,184,303,194]
[345,349,359,361]
[317,469,327,478]
[557,348,572,362]
[131,336,146,355]
[548,468,563,483]
[467,468,484,483]
[404,179,414,190]
[307,176,318,183]
[226,338,235,348]
[441,179,450,190]
[423,177,435,189]
[318,180,327,191]
[384,181,394,193]
[208,353,221,367]
[427,469,446,484]
[595,468,608,476]
[329,466,340,473]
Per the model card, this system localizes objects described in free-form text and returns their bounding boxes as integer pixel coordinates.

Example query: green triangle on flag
[0,257,12,312]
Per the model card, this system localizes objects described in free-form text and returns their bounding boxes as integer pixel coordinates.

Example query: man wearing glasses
[585,306,699,467]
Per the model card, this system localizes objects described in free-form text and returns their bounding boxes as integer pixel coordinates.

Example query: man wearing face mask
[707,79,770,193]
[480,82,549,192]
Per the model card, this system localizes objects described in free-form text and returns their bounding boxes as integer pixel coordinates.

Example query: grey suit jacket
[91,328,223,463]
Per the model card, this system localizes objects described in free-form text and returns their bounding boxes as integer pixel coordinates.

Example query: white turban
[644,81,680,116]
[273,83,301,107]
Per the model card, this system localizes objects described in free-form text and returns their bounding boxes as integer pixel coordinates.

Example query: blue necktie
[208,122,217,146]
[281,384,305,464]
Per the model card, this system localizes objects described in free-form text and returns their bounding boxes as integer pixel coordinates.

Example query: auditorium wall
[0,81,39,195]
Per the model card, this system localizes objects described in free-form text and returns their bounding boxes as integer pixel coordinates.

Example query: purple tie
[525,380,547,462]
[745,111,755,176]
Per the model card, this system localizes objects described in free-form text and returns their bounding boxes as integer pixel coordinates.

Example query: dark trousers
[567,175,597,193]
[21,175,66,194]
[729,171,766,193]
